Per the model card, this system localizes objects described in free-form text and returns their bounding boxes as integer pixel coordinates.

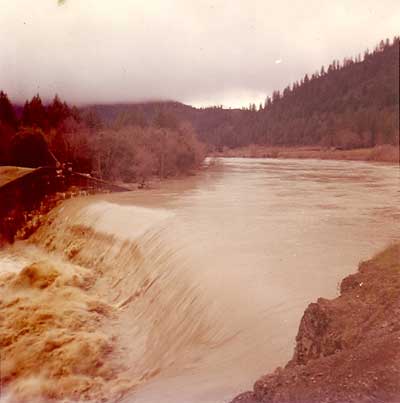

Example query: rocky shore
[231,243,400,403]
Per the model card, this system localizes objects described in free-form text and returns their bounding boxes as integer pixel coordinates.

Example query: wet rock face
[231,391,258,403]
[230,244,400,403]
[289,301,333,365]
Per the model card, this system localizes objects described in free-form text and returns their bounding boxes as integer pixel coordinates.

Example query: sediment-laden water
[0,158,399,403]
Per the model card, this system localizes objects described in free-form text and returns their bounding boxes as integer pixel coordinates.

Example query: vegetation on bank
[0,92,205,184]
[211,144,399,163]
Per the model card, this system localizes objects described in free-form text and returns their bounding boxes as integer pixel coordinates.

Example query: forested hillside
[251,37,399,148]
[84,37,399,150]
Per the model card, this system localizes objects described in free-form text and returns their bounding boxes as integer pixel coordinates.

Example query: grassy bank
[212,144,399,164]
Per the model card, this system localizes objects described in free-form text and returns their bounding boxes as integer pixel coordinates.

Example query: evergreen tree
[0,91,18,129]
[22,94,47,129]
[47,95,70,128]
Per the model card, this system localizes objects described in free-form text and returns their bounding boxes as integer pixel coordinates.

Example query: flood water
[1,158,399,403]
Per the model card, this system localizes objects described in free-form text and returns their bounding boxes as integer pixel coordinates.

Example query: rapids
[0,158,399,402]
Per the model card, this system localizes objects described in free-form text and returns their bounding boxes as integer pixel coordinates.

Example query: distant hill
[72,37,400,150]
[80,101,251,148]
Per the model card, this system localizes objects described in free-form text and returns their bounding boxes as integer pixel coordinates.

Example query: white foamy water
[0,158,399,402]
[0,253,29,275]
[79,202,173,240]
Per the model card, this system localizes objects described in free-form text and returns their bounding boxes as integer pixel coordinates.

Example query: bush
[57,123,205,183]
[10,127,55,168]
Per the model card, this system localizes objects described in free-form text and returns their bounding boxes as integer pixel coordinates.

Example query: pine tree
[0,91,18,129]
[47,95,70,128]
[22,94,47,129]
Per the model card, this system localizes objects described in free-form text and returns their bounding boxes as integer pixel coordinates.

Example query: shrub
[10,127,55,168]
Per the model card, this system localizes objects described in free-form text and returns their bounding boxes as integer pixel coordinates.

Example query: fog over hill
[84,38,399,149]
[1,0,399,107]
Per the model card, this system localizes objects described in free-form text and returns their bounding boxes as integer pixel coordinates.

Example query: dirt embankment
[0,166,129,244]
[212,144,400,163]
[231,243,400,403]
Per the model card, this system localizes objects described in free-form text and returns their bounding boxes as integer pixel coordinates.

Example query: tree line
[0,93,205,184]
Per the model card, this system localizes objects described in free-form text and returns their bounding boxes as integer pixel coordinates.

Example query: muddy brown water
[1,158,399,402]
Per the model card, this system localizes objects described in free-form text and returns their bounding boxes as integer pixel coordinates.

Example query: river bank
[211,144,399,164]
[231,243,400,403]
[0,166,129,244]
[0,163,210,245]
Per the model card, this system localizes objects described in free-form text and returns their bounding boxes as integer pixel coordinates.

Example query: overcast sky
[1,0,399,108]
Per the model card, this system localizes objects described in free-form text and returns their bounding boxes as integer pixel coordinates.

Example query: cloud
[0,0,399,107]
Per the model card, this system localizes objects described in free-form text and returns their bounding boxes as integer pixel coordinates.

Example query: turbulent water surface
[1,158,399,403]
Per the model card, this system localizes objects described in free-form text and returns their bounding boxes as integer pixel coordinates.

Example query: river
[0,158,399,403]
